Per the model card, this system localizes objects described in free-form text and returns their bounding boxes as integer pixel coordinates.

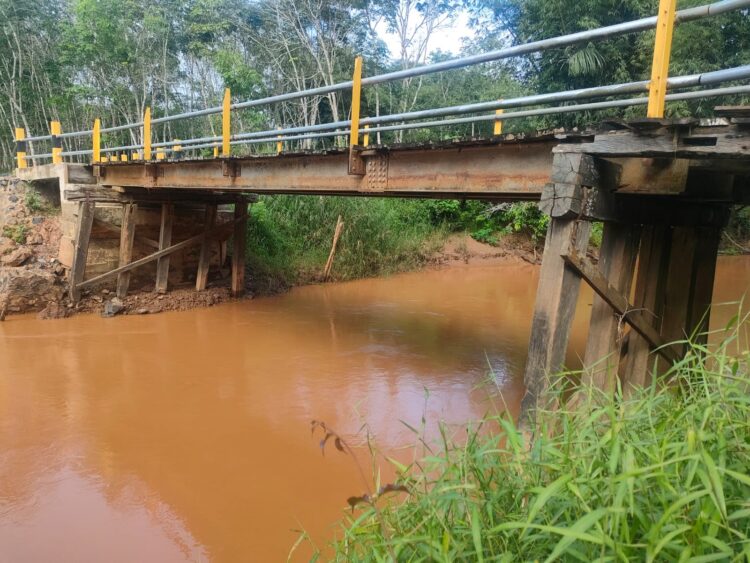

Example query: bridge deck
[87,135,569,200]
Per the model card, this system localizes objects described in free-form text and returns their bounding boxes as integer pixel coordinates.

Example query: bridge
[11,0,750,427]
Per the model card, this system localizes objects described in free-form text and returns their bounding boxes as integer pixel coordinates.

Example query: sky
[375,10,475,59]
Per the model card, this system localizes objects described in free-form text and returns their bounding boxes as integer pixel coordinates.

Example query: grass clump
[2,224,27,244]
[246,196,445,291]
[329,320,750,561]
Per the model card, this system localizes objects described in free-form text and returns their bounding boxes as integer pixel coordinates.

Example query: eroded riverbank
[1,258,749,561]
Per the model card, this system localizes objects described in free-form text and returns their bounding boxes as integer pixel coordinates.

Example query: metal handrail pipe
[362,0,750,86]
[23,134,53,143]
[151,108,219,125]
[228,0,750,109]
[102,143,142,153]
[175,83,750,152]
[67,0,749,133]
[360,84,750,135]
[152,134,220,148]
[59,129,93,139]
[101,122,144,134]
[220,65,748,144]
[60,149,94,157]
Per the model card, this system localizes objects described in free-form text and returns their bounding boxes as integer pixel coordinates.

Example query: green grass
[323,314,750,562]
[245,196,446,292]
[2,224,28,244]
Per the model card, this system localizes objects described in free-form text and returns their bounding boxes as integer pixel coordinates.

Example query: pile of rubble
[0,177,66,319]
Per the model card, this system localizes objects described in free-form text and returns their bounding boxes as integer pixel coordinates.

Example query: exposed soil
[434,232,543,267]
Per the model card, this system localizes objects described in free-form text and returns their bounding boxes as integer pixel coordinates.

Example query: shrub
[2,224,28,244]
[245,196,445,288]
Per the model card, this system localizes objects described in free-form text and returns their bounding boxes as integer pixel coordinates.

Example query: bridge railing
[13,0,750,170]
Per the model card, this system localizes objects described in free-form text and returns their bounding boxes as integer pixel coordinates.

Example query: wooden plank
[116,203,137,299]
[65,185,256,204]
[562,249,680,365]
[549,153,600,187]
[76,218,239,291]
[660,227,698,349]
[686,226,721,345]
[715,106,750,118]
[581,222,640,392]
[622,225,671,388]
[519,218,591,429]
[196,204,217,291]
[155,203,174,294]
[69,201,95,302]
[231,201,248,297]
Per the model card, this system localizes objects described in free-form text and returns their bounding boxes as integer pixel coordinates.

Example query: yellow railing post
[93,118,101,163]
[647,0,677,118]
[222,88,231,157]
[363,124,370,147]
[51,121,62,164]
[213,146,219,158]
[494,107,504,136]
[276,127,283,155]
[349,56,363,149]
[143,107,152,161]
[15,128,27,169]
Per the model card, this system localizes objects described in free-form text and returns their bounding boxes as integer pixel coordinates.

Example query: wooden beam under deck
[93,141,558,199]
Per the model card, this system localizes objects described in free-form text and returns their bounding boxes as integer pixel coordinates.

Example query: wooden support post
[686,227,722,344]
[622,224,670,388]
[196,204,217,291]
[659,227,698,352]
[520,217,591,429]
[155,203,174,294]
[77,219,240,292]
[116,203,137,299]
[581,222,640,392]
[69,201,95,302]
[563,250,681,365]
[231,201,248,297]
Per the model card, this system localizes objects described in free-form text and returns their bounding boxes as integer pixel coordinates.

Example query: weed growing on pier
[326,312,750,561]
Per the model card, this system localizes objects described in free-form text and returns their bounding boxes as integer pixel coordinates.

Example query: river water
[1,258,748,561]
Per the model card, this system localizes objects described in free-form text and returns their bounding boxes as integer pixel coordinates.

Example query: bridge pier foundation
[60,188,253,304]
[520,145,733,431]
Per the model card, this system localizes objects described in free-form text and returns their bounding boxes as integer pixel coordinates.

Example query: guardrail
[13,0,750,172]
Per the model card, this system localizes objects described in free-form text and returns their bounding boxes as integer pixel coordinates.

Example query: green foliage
[494,202,549,242]
[3,224,28,244]
[423,200,549,245]
[722,207,750,254]
[24,189,45,213]
[245,196,445,289]
[328,317,750,561]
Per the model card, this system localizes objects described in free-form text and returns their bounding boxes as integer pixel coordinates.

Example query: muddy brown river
[1,258,748,561]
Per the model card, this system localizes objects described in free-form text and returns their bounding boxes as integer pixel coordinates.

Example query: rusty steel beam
[93,141,558,200]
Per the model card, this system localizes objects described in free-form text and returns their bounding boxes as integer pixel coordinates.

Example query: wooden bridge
[11,0,750,427]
